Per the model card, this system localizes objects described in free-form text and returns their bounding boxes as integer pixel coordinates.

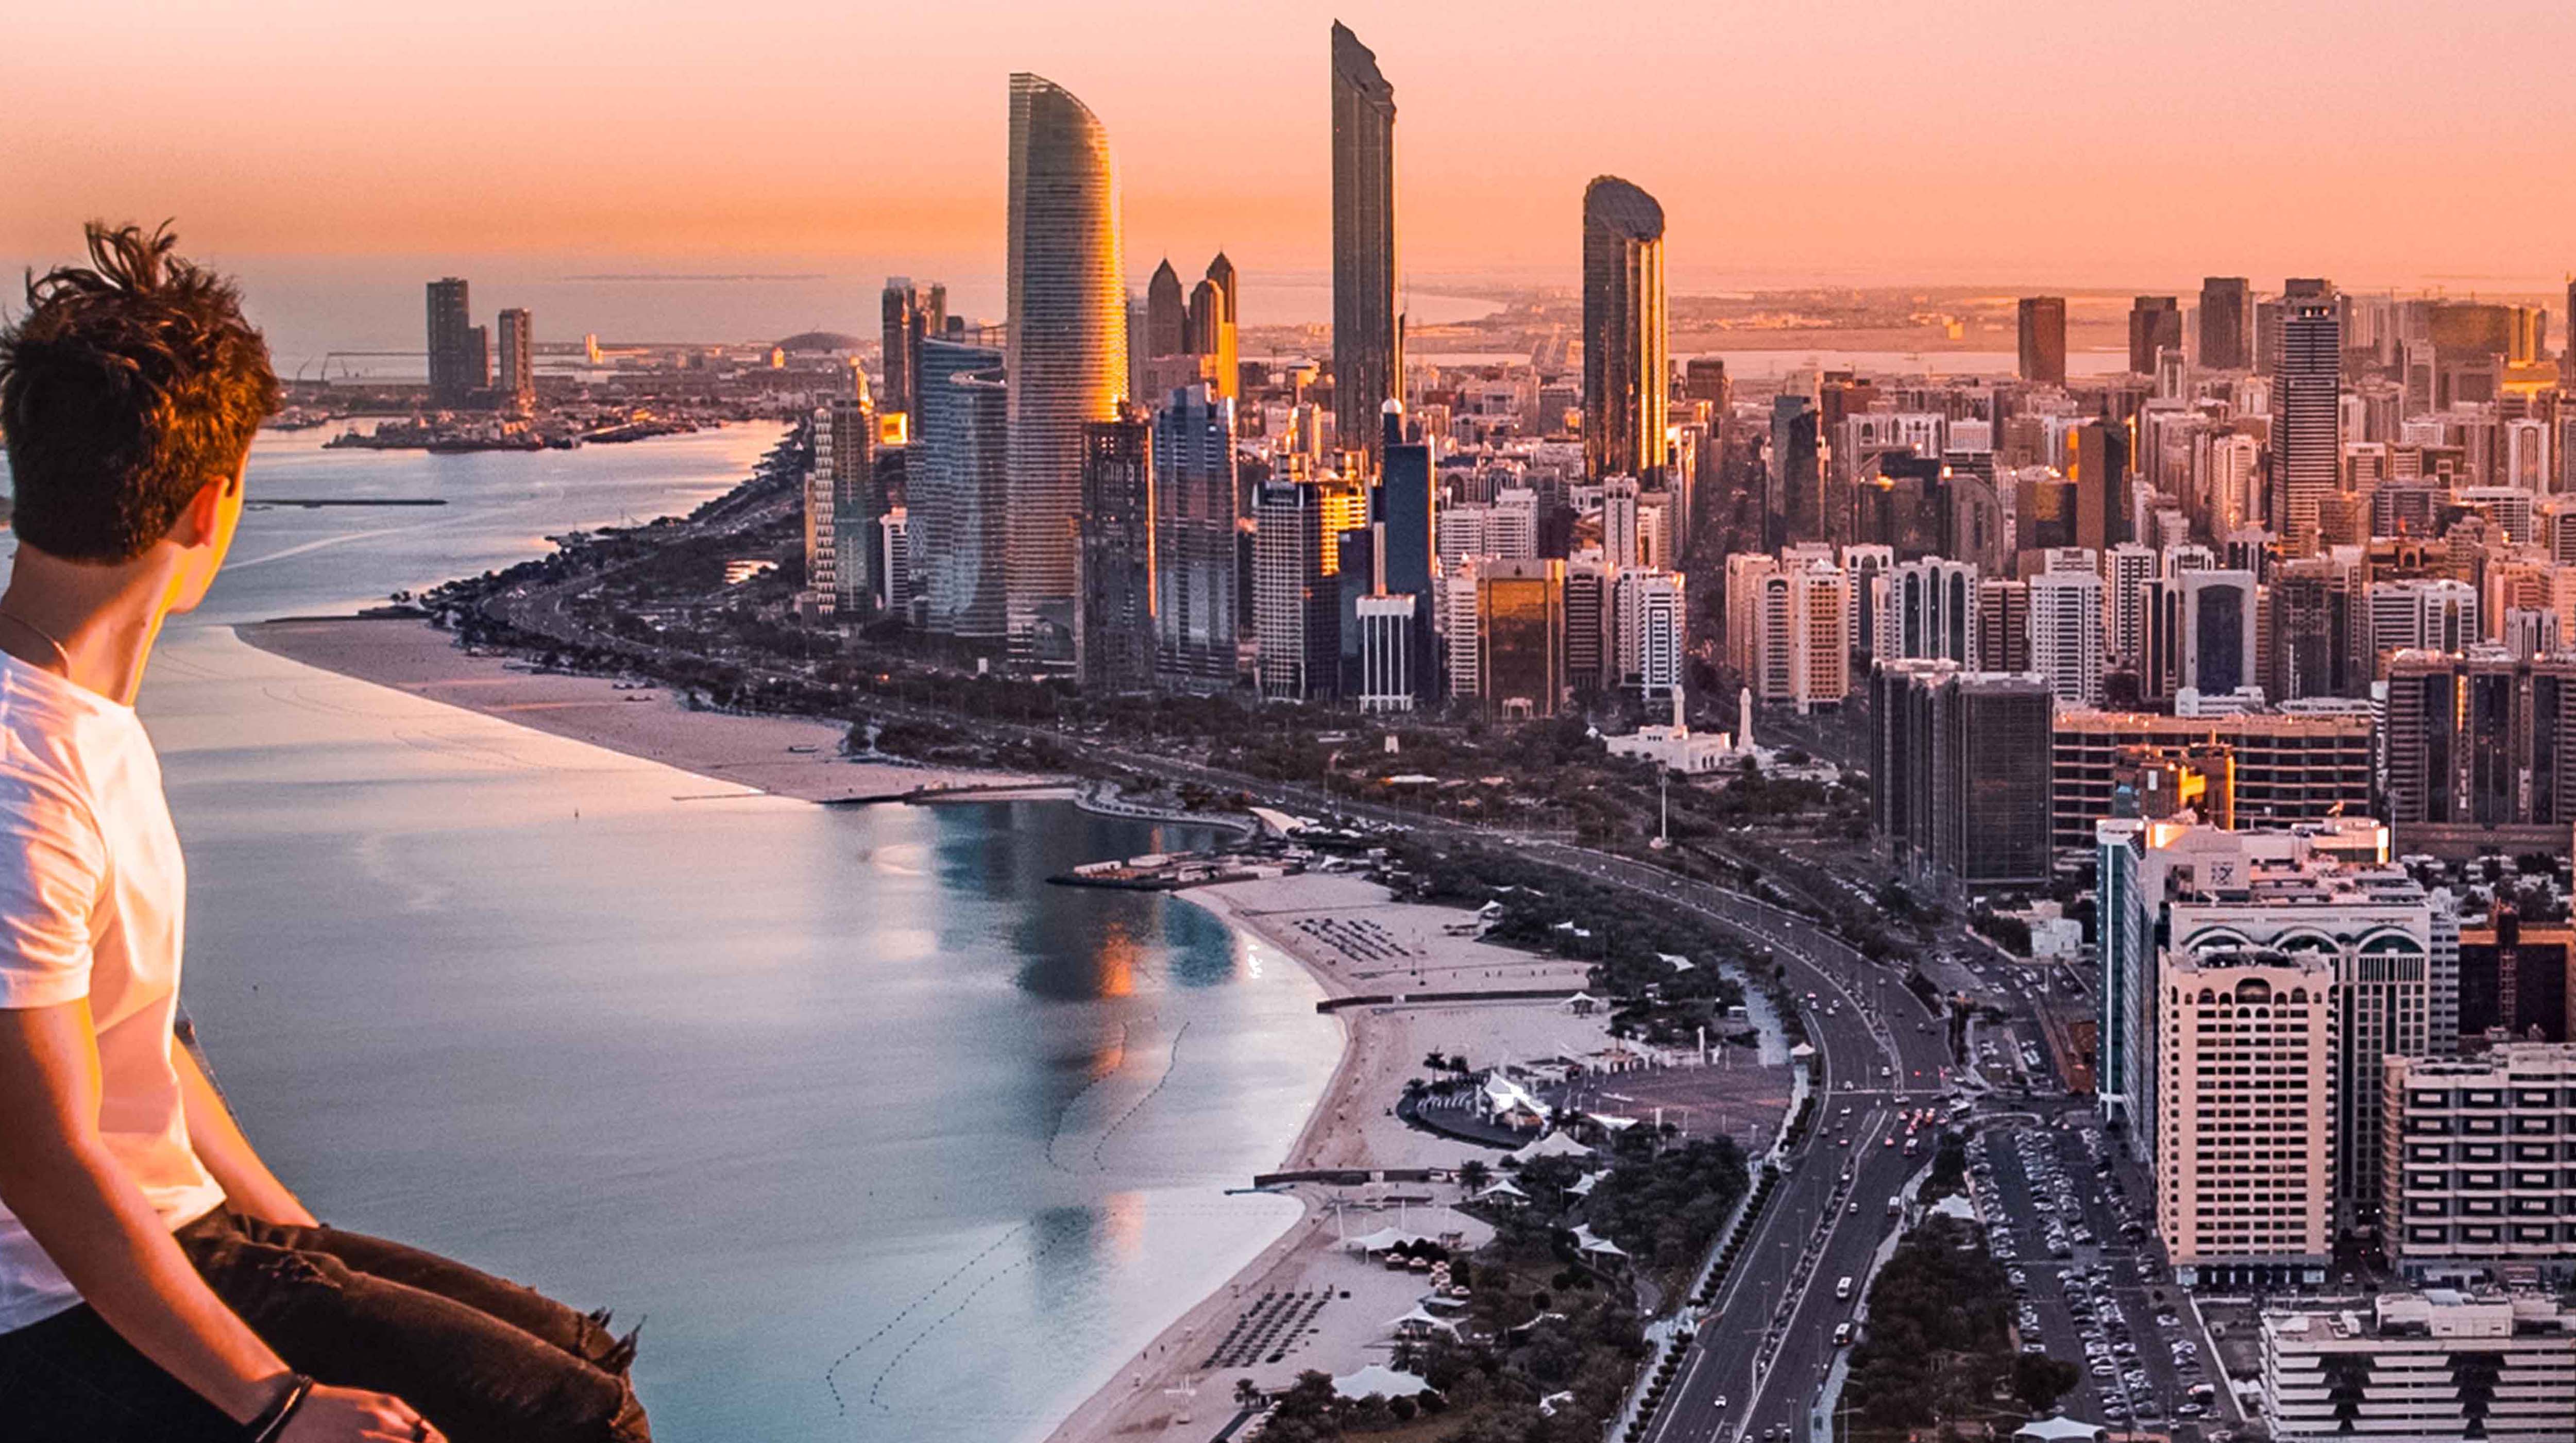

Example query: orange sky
[7,1,2572,295]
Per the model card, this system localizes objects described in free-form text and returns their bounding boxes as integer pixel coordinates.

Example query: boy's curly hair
[0,223,277,562]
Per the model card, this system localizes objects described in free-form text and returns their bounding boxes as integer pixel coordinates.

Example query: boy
[0,224,649,1442]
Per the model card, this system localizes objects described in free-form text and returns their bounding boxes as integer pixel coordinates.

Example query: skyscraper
[879,278,945,418]
[1006,73,1130,667]
[1581,176,1668,483]
[2200,276,2251,370]
[1199,253,1239,402]
[1153,384,1240,693]
[2071,420,2131,553]
[494,307,533,411]
[2018,295,2067,385]
[1330,21,1401,469]
[426,278,476,407]
[1076,410,1155,693]
[1144,260,1187,360]
[2275,284,2342,556]
[914,339,1010,639]
[2128,295,2181,376]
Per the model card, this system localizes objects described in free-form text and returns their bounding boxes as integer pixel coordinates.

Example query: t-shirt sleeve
[0,769,105,1009]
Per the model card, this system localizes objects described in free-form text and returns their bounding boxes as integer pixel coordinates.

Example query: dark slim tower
[2275,284,2342,556]
[495,308,534,411]
[1145,260,1187,360]
[1153,385,1240,693]
[2199,277,2251,371]
[1201,253,1239,402]
[426,278,473,407]
[1331,21,1401,470]
[2128,296,2181,376]
[1077,410,1156,692]
[1582,176,1668,483]
[2018,296,2067,385]
[2071,421,2131,553]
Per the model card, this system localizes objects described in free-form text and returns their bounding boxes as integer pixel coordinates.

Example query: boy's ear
[168,475,230,548]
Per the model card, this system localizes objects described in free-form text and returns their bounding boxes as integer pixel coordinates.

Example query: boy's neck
[0,547,181,706]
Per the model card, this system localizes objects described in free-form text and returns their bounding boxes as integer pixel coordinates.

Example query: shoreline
[239,615,1067,805]
[1039,873,1604,1443]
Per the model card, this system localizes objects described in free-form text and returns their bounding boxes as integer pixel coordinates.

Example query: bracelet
[245,1372,315,1443]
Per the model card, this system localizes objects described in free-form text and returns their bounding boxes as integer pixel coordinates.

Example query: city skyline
[9,3,2576,298]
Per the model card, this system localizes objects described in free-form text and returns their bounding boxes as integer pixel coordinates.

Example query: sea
[0,427,1344,1442]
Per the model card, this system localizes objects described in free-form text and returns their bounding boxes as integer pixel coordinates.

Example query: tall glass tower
[1330,22,1400,471]
[2275,283,2342,557]
[1006,73,1129,668]
[1581,176,1668,483]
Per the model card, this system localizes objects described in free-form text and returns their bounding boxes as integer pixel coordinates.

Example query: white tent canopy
[1475,1179,1529,1201]
[2012,1417,2103,1443]
[1510,1130,1594,1164]
[1343,1227,1432,1253]
[1386,1305,1461,1335]
[1332,1365,1433,1400]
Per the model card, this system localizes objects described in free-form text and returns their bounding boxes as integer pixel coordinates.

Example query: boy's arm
[173,1038,318,1228]
[0,999,296,1422]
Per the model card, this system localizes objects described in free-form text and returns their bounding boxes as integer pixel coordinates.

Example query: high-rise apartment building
[1882,558,1978,666]
[2018,295,2067,385]
[1252,478,1364,700]
[2128,295,2182,376]
[2199,277,2251,371]
[1581,176,1667,484]
[1614,568,1685,700]
[1005,73,1129,667]
[2052,709,2374,854]
[1330,22,1401,468]
[1076,411,1155,693]
[2274,284,2342,556]
[913,340,1011,639]
[2157,948,2337,1285]
[2029,568,2108,706]
[2384,1044,2576,1277]
[1977,579,2031,672]
[2262,1291,2576,1443]
[1152,385,1239,693]
[494,307,533,411]
[809,395,878,616]
[425,278,479,407]
[1742,555,1851,712]
[2102,542,2158,669]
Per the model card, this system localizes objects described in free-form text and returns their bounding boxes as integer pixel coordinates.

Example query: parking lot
[1968,1119,2231,1438]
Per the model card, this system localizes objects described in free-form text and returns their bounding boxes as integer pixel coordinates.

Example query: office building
[2180,568,2259,697]
[2383,1044,2576,1278]
[2275,286,2342,556]
[2129,295,2182,375]
[1330,22,1401,468]
[811,395,879,616]
[1581,176,1668,483]
[2199,277,2251,371]
[494,307,533,411]
[1144,260,1187,363]
[1253,478,1364,700]
[1475,559,1565,720]
[2102,542,2158,669]
[1076,411,1155,692]
[2029,568,2107,706]
[1005,73,1130,667]
[425,277,480,407]
[913,340,1011,639]
[1378,401,1437,699]
[1153,385,1239,692]
[877,509,913,617]
[2383,648,2576,859]
[1352,593,1418,712]
[2261,1291,2576,1443]
[2157,948,2336,1285]
[2018,295,2067,385]
[2266,556,2369,701]
[2458,913,2573,1047]
[1195,253,1239,403]
[2051,709,2374,854]
[1871,662,2054,890]
[2071,420,2131,553]
[1767,393,1822,550]
[1882,558,1978,665]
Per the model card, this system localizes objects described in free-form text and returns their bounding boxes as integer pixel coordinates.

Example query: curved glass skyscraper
[1007,72,1128,666]
[1581,175,1667,482]
[1330,22,1400,470]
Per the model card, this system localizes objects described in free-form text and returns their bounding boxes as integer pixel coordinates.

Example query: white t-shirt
[0,650,223,1333]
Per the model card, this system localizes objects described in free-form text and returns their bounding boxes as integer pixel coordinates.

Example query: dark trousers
[0,1207,648,1442]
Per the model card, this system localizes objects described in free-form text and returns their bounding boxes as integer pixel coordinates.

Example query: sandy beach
[240,616,1066,804]
[1039,872,1616,1443]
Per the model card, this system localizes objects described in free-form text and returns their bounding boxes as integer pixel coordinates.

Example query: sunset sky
[8,1,2569,346]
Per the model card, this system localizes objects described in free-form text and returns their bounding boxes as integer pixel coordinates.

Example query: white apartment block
[1614,568,1686,700]
[1749,557,1850,713]
[805,402,846,615]
[2383,1044,2576,1280]
[2102,542,2159,669]
[2029,568,2107,707]
[2263,1290,2576,1443]
[2368,578,2479,660]
[1435,488,1538,569]
[2157,948,2336,1286]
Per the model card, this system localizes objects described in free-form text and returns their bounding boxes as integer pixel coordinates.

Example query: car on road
[1712,1396,1727,1413]
[1835,1276,1854,1300]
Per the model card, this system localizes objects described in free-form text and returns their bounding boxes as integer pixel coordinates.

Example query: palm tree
[1458,1159,1492,1191]
[1232,1377,1265,1413]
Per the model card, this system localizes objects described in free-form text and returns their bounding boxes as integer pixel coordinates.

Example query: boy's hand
[279,1384,445,1442]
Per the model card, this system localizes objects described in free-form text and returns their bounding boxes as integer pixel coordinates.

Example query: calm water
[0,429,1342,1441]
